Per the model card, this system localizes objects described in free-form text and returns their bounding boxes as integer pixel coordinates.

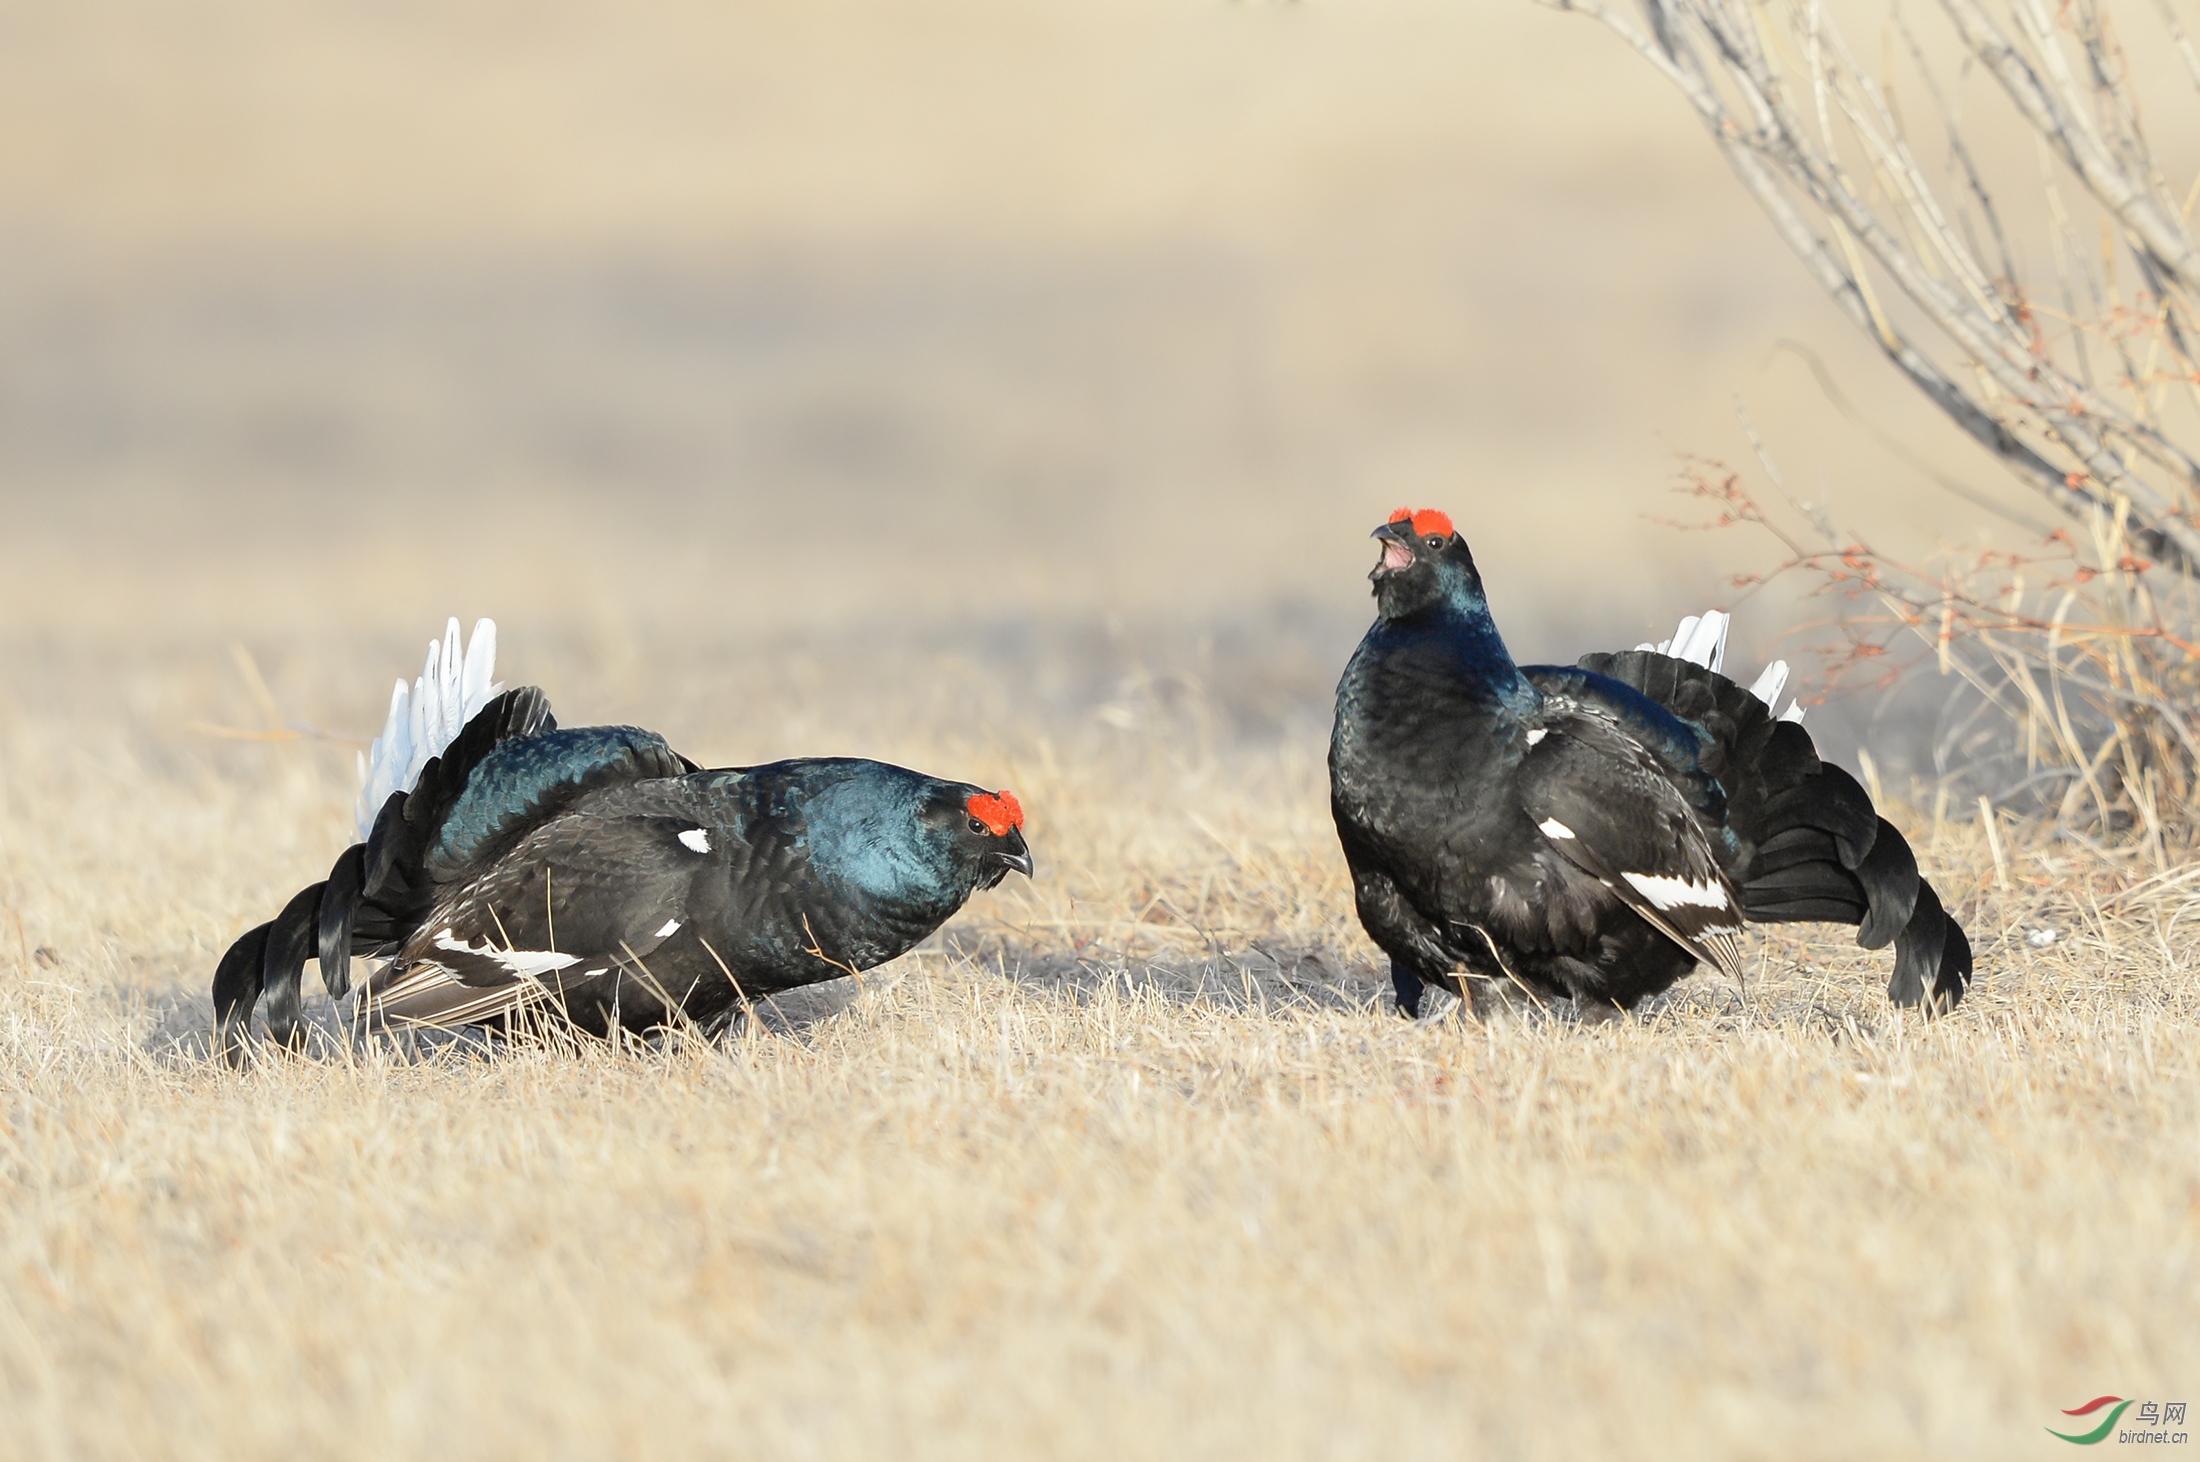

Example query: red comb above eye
[966,790,1023,835]
[1389,507,1453,538]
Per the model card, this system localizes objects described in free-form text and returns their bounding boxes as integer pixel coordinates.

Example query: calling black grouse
[214,630,1031,1063]
[1329,508,1971,1020]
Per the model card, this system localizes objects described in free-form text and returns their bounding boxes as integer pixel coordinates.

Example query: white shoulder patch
[1537,817,1575,840]
[678,828,711,853]
[1619,871,1732,912]
[1525,728,1547,746]
[654,918,682,938]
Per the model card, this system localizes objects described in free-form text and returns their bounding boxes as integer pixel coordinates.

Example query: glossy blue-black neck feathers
[1366,538,1531,710]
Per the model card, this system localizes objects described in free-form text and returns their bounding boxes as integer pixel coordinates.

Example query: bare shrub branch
[1547,0,2200,571]
[1667,446,2200,849]
[1551,0,2200,836]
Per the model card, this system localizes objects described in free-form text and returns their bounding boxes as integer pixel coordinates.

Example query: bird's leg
[1391,961,1427,1018]
[1388,962,1469,1019]
[1351,870,1466,1020]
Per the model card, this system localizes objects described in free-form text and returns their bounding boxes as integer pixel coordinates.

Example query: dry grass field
[1,625,2195,1460]
[4,0,2198,1456]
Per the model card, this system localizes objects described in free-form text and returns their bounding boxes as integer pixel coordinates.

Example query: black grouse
[213,623,1032,1062]
[1329,508,1972,1020]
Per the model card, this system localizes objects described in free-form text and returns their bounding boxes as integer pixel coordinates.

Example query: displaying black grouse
[213,625,1032,1062]
[1329,508,1972,1020]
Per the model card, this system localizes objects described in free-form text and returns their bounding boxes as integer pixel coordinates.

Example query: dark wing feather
[1525,664,1731,828]
[1514,705,1747,979]
[424,725,693,882]
[364,810,712,1029]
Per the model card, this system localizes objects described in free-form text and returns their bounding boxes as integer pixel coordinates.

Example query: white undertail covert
[354,618,501,839]
[1641,609,1807,724]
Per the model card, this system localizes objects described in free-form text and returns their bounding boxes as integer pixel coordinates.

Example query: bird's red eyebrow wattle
[966,790,1023,835]
[1388,507,1454,538]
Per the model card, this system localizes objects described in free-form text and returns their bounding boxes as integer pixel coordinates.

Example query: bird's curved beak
[1370,521,1416,578]
[989,831,1034,882]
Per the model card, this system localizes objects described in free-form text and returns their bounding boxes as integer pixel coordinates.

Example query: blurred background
[0,0,2123,770]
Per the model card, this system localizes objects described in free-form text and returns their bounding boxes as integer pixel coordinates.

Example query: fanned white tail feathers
[1639,609,1806,724]
[354,619,500,839]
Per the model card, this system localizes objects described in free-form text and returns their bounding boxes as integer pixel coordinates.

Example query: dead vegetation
[1555,0,2200,852]
[0,628,2194,1461]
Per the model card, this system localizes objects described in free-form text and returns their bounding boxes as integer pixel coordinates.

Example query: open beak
[1370,522,1416,578]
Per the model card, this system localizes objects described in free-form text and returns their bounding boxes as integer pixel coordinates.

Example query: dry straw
[1,633,2195,1460]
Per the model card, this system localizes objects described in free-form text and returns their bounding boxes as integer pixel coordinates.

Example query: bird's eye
[1426,534,1446,549]
[968,817,988,835]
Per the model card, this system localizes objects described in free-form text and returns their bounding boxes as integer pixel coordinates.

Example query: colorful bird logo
[2048,1397,2133,1445]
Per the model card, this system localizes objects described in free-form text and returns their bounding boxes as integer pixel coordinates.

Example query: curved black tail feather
[1853,816,1921,949]
[316,843,366,1001]
[1577,648,1973,1011]
[212,921,270,1065]
[211,686,557,1065]
[259,882,326,1052]
[1890,879,1971,1010]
